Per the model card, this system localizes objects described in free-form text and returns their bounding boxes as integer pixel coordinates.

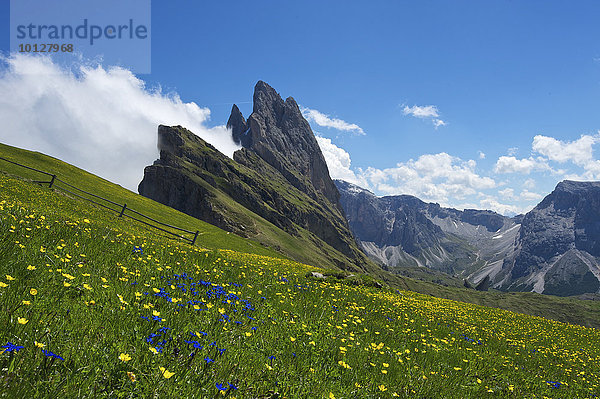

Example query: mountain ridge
[498,179,600,295]
[336,179,600,296]
[139,82,374,273]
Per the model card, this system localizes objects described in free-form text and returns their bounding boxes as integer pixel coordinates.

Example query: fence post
[191,230,199,245]
[48,175,56,188]
[119,203,127,217]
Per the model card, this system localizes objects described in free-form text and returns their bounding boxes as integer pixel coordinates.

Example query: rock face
[228,81,340,206]
[139,82,373,272]
[499,181,600,295]
[336,179,600,296]
[226,104,250,148]
[335,180,518,276]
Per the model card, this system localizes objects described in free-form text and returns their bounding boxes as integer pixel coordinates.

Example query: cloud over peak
[314,136,363,186]
[532,133,600,165]
[494,156,551,174]
[0,54,240,191]
[315,136,502,211]
[493,133,600,180]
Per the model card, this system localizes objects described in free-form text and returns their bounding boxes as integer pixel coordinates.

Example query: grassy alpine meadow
[1,174,600,398]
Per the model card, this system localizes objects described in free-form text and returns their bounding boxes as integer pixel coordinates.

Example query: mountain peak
[252,81,284,117]
[508,178,600,294]
[228,81,340,205]
[254,80,277,96]
[334,179,375,197]
[226,104,250,147]
[555,180,600,194]
[536,180,600,211]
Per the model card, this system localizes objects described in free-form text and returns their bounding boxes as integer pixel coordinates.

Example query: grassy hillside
[0,143,288,259]
[1,142,600,331]
[1,173,599,398]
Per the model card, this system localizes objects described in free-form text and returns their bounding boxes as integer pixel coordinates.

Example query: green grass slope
[1,142,600,331]
[0,143,285,258]
[1,173,600,398]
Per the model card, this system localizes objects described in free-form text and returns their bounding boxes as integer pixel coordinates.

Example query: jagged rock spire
[226,104,250,147]
[227,81,340,205]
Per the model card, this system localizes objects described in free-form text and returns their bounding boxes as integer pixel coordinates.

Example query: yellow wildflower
[159,367,174,379]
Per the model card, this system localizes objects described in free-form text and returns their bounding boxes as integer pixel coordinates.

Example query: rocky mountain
[227,81,341,208]
[335,180,518,275]
[336,179,600,296]
[138,82,374,273]
[496,180,600,296]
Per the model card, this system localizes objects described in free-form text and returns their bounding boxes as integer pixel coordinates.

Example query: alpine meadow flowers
[1,168,599,397]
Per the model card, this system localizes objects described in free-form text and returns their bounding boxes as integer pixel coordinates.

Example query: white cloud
[316,136,547,216]
[493,133,600,180]
[498,188,515,199]
[581,160,600,179]
[478,151,486,159]
[478,196,523,216]
[402,105,440,118]
[357,152,495,204]
[315,136,364,186]
[301,107,365,135]
[520,190,543,201]
[402,104,446,128]
[532,134,600,165]
[433,119,446,128]
[507,147,519,156]
[0,54,240,191]
[493,156,550,174]
[523,178,536,189]
[531,133,600,179]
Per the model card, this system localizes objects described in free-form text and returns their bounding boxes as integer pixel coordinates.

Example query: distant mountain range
[137,81,600,297]
[336,179,600,296]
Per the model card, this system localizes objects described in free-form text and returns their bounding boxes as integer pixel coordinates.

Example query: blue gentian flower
[184,340,203,349]
[1,342,24,353]
[216,383,227,391]
[546,381,562,389]
[41,349,64,360]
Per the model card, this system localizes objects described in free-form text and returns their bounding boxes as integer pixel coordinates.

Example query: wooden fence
[0,156,200,245]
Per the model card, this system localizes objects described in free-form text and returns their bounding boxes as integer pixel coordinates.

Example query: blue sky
[2,1,600,214]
